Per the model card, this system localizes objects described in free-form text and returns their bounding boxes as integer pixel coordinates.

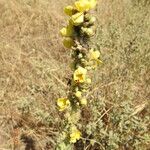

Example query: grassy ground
[0,0,150,149]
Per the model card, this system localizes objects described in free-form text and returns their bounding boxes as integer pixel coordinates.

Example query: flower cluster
[60,0,97,49]
[57,0,101,146]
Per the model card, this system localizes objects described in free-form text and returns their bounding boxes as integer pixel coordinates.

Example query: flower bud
[60,23,74,37]
[75,91,82,98]
[82,89,87,92]
[81,27,94,36]
[60,27,67,36]
[64,5,75,16]
[89,16,96,25]
[78,53,83,58]
[71,12,84,26]
[84,14,91,21]
[63,37,74,48]
[86,78,92,84]
[80,98,87,105]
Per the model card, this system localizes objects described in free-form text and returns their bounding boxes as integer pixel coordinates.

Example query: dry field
[0,0,150,149]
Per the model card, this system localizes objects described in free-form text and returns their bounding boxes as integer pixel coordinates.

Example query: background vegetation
[0,0,149,149]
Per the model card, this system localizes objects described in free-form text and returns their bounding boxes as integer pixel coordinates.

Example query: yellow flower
[75,91,82,98]
[64,5,74,16]
[88,49,102,69]
[63,37,74,48]
[89,0,97,9]
[70,127,81,143]
[57,98,70,111]
[80,98,87,105]
[75,0,90,12]
[89,49,100,60]
[74,66,87,83]
[71,12,84,26]
[74,0,97,12]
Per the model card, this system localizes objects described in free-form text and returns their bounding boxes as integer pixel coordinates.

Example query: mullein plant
[56,0,101,149]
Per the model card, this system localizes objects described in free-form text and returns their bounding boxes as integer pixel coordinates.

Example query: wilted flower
[57,98,70,111]
[71,12,84,26]
[70,126,81,143]
[74,66,87,83]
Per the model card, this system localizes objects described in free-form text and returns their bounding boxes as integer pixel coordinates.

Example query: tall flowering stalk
[57,0,101,148]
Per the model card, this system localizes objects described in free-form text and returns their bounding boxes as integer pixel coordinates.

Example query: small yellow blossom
[70,127,81,143]
[71,12,84,26]
[89,0,97,9]
[80,98,87,105]
[75,0,90,12]
[63,37,74,48]
[75,91,82,98]
[75,0,97,12]
[89,49,100,60]
[57,98,70,111]
[64,5,75,16]
[87,49,102,69]
[74,66,87,83]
